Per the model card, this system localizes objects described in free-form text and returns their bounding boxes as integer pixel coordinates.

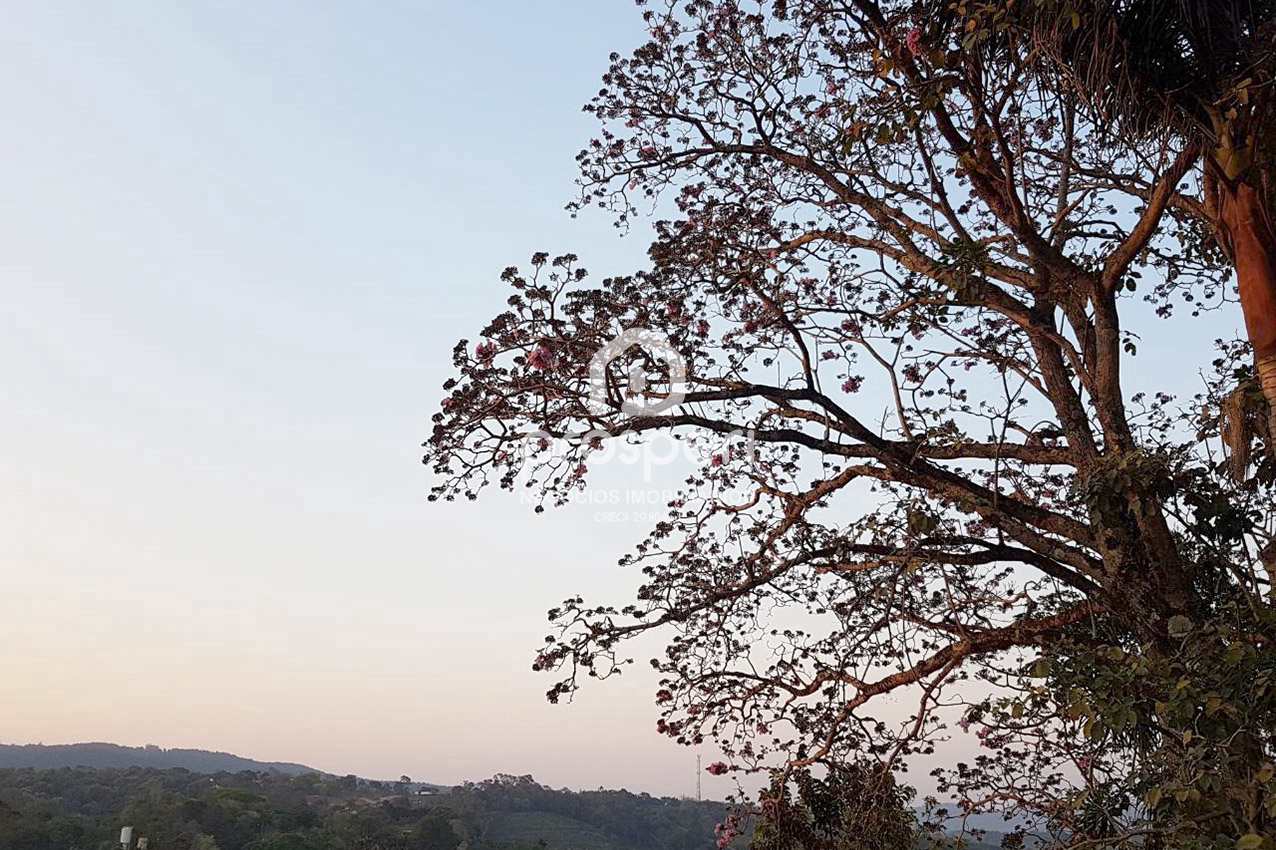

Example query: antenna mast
[696,754,702,801]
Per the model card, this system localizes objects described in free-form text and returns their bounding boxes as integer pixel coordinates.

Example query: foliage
[939,603,1276,848]
[0,767,732,850]
[751,764,918,850]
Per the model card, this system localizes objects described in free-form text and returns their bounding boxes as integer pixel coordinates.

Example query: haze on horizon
[1,0,1238,800]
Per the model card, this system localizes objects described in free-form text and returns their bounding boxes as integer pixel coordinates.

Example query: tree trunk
[1218,179,1276,438]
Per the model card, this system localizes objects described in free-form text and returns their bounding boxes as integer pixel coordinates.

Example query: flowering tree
[426,1,1276,846]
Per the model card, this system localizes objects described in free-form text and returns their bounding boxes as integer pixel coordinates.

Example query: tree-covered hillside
[0,767,736,850]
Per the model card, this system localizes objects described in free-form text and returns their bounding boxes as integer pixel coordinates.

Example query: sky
[0,0,1240,799]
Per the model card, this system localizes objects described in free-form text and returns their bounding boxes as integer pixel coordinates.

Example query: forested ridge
[0,744,315,777]
[0,768,741,850]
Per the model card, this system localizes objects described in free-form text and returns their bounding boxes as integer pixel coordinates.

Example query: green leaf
[1167,615,1193,638]
[1236,834,1263,850]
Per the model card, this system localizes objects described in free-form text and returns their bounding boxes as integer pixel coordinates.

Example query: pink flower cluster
[906,27,923,57]
[527,345,556,371]
[705,761,729,776]
[715,814,741,849]
[475,340,497,362]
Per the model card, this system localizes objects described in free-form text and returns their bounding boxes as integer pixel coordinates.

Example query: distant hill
[0,742,317,775]
[0,767,736,850]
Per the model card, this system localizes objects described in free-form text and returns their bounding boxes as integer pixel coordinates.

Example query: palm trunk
[1218,179,1276,439]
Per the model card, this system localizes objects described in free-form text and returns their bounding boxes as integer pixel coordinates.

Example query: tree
[425,1,1276,846]
[412,809,462,850]
[1009,0,1276,435]
[750,763,918,850]
[192,835,222,850]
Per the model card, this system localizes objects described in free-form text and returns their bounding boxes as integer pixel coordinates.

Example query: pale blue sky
[0,0,1236,797]
[0,0,707,794]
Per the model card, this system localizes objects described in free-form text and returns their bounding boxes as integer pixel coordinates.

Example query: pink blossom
[906,27,923,57]
[656,688,674,703]
[715,818,740,849]
[710,454,724,467]
[841,376,863,394]
[705,761,729,776]
[475,340,497,362]
[527,345,556,371]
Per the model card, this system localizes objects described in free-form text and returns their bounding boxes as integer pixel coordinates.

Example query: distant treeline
[0,743,314,776]
[0,767,735,850]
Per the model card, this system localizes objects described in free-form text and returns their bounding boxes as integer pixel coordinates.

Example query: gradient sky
[1,0,1240,798]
